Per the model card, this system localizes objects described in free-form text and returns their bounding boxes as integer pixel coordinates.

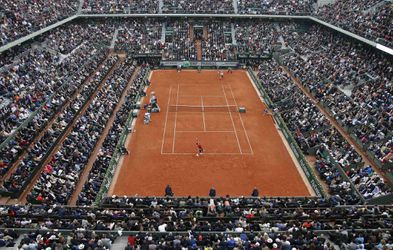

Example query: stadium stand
[25,55,139,205]
[75,0,393,51]
[0,23,116,195]
[162,0,234,14]
[1,55,119,198]
[77,65,150,206]
[237,0,314,14]
[115,20,163,54]
[201,21,236,61]
[162,20,196,60]
[258,60,391,201]
[316,0,393,48]
[1,1,393,248]
[0,200,392,248]
[0,0,79,46]
[82,0,159,14]
[281,24,393,169]
[235,21,278,58]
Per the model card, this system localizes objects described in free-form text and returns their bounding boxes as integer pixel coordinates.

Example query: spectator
[209,187,216,197]
[165,184,174,196]
[251,187,259,197]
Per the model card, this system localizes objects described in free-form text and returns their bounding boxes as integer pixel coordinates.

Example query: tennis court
[110,70,313,197]
[161,82,253,155]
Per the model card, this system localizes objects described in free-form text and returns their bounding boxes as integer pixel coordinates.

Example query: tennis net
[168,105,238,112]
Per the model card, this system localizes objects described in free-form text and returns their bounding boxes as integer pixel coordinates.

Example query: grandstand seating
[82,0,158,14]
[281,25,393,168]
[0,1,392,248]
[0,0,79,46]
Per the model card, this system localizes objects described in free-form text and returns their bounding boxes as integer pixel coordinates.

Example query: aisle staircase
[158,0,164,13]
[196,40,202,61]
[203,26,208,40]
[189,25,195,40]
[77,0,84,14]
[110,28,120,49]
[161,22,166,43]
[231,23,237,45]
[233,0,238,13]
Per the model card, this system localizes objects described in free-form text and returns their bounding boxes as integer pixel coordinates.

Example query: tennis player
[196,139,204,156]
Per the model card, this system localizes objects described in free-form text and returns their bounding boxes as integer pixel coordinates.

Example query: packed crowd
[79,0,319,15]
[0,45,32,69]
[127,229,393,249]
[115,20,163,55]
[0,23,116,195]
[162,0,234,14]
[0,51,113,186]
[114,19,281,61]
[235,21,278,57]
[77,65,150,206]
[82,0,158,14]
[316,0,393,48]
[2,197,392,230]
[0,0,78,46]
[201,22,236,61]
[0,229,18,247]
[0,21,115,144]
[0,18,392,250]
[1,55,119,197]
[2,0,392,54]
[44,22,115,54]
[258,60,391,201]
[17,231,116,250]
[237,0,314,14]
[0,197,392,248]
[162,21,196,61]
[26,56,138,205]
[3,229,393,249]
[160,21,238,61]
[281,25,393,168]
[0,49,61,145]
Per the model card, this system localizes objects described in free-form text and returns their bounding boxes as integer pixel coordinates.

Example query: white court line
[172,84,180,153]
[167,111,233,113]
[161,152,253,155]
[176,130,235,133]
[221,84,242,154]
[179,95,225,98]
[161,86,172,154]
[228,84,254,155]
[201,96,206,131]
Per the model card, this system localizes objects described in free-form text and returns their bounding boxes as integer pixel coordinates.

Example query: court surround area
[110,70,313,197]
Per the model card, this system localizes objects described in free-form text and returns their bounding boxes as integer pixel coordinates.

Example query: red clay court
[110,70,313,197]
